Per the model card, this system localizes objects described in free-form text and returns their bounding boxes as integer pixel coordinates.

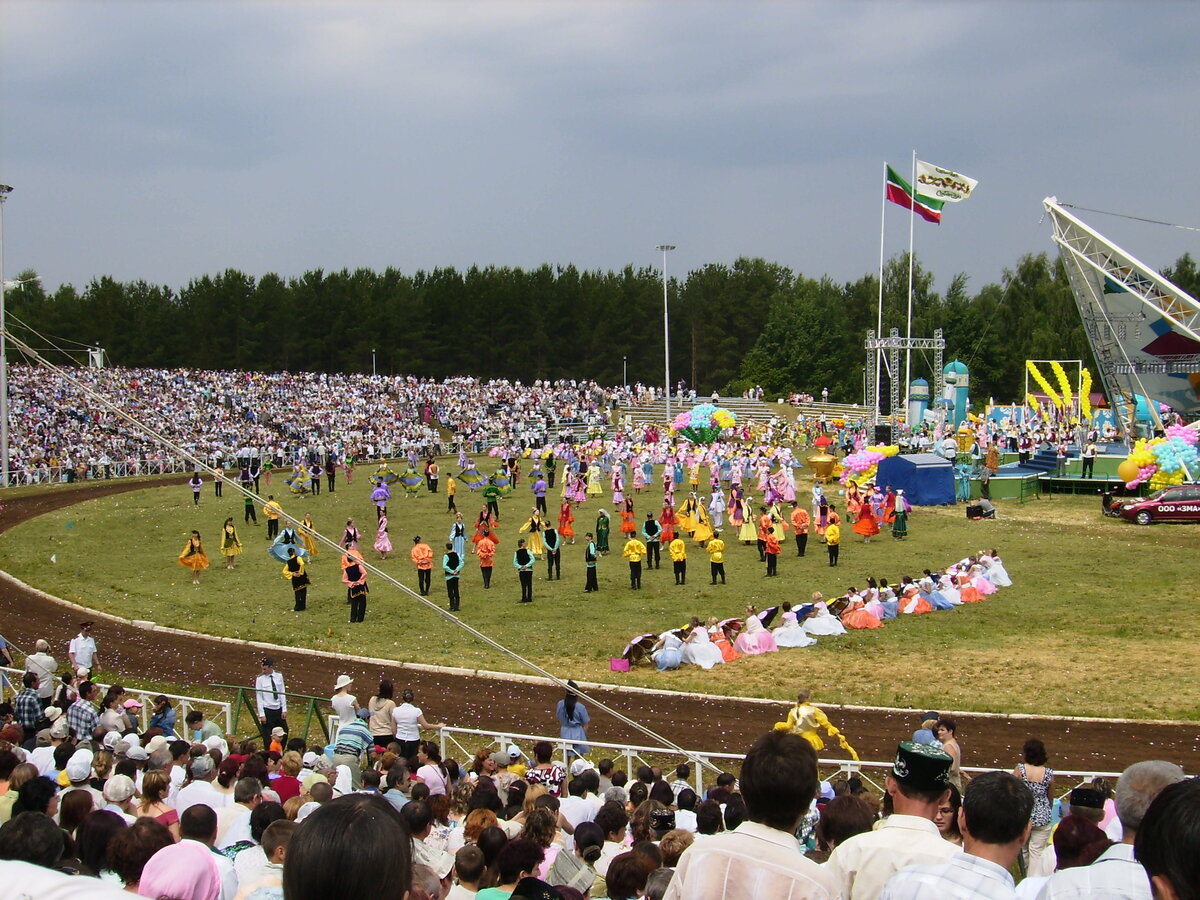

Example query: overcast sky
[3,0,1199,298]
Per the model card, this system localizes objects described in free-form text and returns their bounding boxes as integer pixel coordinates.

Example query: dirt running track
[1,478,1196,773]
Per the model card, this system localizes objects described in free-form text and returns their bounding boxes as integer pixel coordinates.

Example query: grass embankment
[1,464,1196,720]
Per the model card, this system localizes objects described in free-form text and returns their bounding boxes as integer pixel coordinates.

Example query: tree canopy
[2,247,1149,404]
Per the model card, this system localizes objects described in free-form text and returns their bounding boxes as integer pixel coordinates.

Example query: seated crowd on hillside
[5,366,640,482]
[0,665,1198,900]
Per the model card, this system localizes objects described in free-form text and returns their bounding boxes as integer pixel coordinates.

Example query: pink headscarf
[137,839,221,900]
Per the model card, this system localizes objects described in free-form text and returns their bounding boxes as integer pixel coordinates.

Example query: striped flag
[886,165,943,224]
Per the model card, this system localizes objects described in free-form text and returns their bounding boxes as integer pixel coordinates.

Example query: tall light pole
[656,244,675,422]
[622,355,627,390]
[0,185,12,489]
[372,348,376,377]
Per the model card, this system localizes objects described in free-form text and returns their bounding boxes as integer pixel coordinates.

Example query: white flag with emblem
[915,160,978,203]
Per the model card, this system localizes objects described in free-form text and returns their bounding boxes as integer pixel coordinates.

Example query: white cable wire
[4,331,725,769]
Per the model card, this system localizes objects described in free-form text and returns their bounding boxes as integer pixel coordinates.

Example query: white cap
[66,749,94,782]
[569,759,594,777]
[103,774,136,803]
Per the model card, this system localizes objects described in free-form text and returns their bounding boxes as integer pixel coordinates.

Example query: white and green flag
[915,160,978,203]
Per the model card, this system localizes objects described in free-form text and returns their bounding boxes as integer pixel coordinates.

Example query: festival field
[1,463,1197,721]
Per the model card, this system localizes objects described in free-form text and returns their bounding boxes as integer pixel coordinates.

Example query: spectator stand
[1,660,231,736]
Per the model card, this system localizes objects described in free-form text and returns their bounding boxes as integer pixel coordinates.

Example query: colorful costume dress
[178,537,209,571]
[558,502,575,541]
[734,614,778,655]
[370,464,399,487]
[586,465,602,497]
[618,503,637,537]
[852,505,880,538]
[374,515,392,554]
[458,463,487,491]
[803,603,847,637]
[773,610,817,647]
[299,515,319,556]
[709,625,741,662]
[680,627,724,670]
[283,554,310,611]
[595,512,610,554]
[371,483,392,511]
[659,506,677,543]
[220,523,243,559]
[737,499,757,543]
[774,701,858,759]
[400,468,423,496]
[519,512,546,557]
[269,527,309,563]
[840,595,884,629]
[286,464,312,495]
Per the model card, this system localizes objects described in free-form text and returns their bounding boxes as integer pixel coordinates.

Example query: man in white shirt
[825,742,958,900]
[255,657,287,748]
[24,639,58,704]
[665,730,838,900]
[880,770,1033,900]
[176,754,231,815]
[216,777,263,850]
[68,621,98,677]
[1036,760,1185,900]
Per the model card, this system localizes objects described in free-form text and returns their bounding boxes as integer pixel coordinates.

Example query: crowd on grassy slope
[0,637,1197,900]
[4,365,641,482]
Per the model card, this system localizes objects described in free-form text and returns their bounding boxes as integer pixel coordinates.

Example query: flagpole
[904,149,916,428]
[875,161,887,426]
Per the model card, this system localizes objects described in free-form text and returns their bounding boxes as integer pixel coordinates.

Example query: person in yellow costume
[774,689,859,760]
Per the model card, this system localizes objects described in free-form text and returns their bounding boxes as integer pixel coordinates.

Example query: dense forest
[6,252,1199,404]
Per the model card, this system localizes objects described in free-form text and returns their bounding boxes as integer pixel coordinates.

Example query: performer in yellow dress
[300,512,320,557]
[178,530,210,585]
[220,517,243,569]
[518,508,546,557]
[774,689,858,760]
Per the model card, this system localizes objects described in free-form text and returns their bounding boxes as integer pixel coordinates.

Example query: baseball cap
[66,749,94,782]
[507,744,521,759]
[569,759,594,778]
[103,774,136,803]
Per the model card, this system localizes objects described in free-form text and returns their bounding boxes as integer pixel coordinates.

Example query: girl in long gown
[652,631,683,670]
[595,510,610,554]
[519,508,546,557]
[803,594,847,637]
[840,591,884,630]
[618,499,637,538]
[611,466,625,505]
[970,560,998,595]
[773,602,817,648]
[659,504,677,545]
[737,498,757,544]
[300,513,320,557]
[852,504,880,542]
[938,572,963,604]
[985,548,1013,587]
[707,617,740,662]
[374,514,392,559]
[558,502,575,544]
[690,501,714,544]
[921,571,956,610]
[900,580,934,614]
[586,464,602,497]
[734,606,778,655]
[680,618,724,669]
[957,569,984,603]
[878,580,900,618]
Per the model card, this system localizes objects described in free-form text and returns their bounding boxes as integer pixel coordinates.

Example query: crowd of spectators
[0,639,1197,900]
[4,365,647,484]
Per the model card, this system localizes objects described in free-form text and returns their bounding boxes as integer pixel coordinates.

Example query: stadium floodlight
[0,184,13,488]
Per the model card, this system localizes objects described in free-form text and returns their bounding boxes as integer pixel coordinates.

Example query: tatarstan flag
[886,165,943,224]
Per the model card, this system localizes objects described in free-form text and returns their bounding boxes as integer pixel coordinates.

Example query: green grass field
[2,464,1197,720]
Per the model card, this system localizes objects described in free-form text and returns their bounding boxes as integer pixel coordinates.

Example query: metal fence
[1,664,231,736]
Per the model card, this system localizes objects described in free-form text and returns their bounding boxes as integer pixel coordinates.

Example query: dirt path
[2,478,1195,773]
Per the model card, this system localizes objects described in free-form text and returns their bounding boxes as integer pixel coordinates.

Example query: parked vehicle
[1117,484,1200,525]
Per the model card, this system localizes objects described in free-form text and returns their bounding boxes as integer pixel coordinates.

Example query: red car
[1118,484,1200,525]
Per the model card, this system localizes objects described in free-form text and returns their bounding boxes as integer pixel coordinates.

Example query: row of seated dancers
[649,549,1012,669]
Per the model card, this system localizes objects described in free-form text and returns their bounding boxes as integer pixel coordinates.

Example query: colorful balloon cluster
[672,404,737,444]
[1122,425,1200,489]
[839,444,900,486]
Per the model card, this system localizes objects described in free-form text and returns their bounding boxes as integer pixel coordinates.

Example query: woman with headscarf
[343,549,369,623]
[137,836,222,900]
[555,681,590,758]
